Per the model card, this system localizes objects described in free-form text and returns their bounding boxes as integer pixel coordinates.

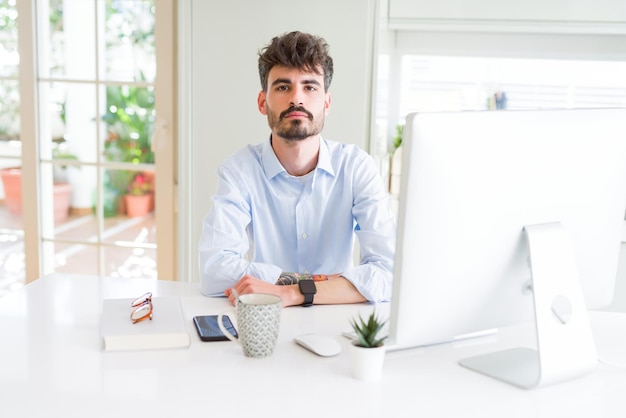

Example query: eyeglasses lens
[130,292,153,323]
[131,302,153,323]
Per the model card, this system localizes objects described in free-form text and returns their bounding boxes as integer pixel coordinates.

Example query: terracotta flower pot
[0,167,22,215]
[1,167,71,222]
[125,193,153,218]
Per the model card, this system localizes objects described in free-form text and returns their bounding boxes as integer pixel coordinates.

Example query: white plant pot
[349,341,386,381]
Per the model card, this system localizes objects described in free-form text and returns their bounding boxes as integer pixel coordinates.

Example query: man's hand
[225,275,300,307]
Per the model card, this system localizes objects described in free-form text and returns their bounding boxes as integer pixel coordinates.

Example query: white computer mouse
[293,333,342,357]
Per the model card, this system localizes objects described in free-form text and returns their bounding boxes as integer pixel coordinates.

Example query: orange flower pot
[0,167,22,215]
[1,167,71,222]
[125,193,153,218]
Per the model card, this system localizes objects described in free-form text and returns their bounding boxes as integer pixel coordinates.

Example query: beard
[267,104,325,141]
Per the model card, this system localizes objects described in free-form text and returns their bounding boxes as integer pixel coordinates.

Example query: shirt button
[301,233,308,239]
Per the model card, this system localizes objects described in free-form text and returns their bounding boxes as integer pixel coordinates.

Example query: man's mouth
[285,112,308,118]
[280,106,312,120]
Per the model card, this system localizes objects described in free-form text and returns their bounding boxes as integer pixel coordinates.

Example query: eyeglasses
[130,292,153,324]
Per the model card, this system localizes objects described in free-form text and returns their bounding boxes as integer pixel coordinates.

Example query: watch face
[299,279,317,294]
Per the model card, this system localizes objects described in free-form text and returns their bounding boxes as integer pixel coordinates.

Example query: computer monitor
[387,108,626,389]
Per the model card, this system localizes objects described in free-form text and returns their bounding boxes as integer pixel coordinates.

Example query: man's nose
[289,91,304,107]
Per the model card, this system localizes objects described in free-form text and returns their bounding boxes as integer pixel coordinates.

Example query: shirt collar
[262,138,284,180]
[316,137,335,177]
[261,136,335,180]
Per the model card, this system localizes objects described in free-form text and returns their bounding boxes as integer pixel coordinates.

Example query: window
[375,53,626,197]
[396,56,626,115]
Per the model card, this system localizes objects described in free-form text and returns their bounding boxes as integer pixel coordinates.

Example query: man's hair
[258,31,334,92]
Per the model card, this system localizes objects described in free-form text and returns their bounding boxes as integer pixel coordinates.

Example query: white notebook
[100,296,190,351]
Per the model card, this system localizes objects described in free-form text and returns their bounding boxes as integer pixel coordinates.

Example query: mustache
[280,106,313,120]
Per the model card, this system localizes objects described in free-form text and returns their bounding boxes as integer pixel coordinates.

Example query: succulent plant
[350,311,387,348]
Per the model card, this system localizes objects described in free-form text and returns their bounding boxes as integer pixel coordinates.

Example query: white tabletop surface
[1,274,626,418]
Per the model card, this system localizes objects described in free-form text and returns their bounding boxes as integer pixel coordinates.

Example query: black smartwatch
[298,279,317,307]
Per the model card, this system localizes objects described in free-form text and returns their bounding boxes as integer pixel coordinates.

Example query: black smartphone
[193,315,237,342]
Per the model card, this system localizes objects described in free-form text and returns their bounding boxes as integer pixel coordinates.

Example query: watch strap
[302,291,314,307]
[298,279,317,307]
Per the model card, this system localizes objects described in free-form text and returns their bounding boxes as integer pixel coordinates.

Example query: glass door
[0,0,176,295]
[38,0,160,280]
[0,0,23,296]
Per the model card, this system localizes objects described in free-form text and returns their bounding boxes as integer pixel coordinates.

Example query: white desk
[1,274,626,418]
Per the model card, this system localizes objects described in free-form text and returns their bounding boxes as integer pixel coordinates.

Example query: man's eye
[276,85,288,91]
[305,85,317,91]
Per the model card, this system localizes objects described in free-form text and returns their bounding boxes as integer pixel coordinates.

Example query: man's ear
[258,90,268,115]
[324,92,332,116]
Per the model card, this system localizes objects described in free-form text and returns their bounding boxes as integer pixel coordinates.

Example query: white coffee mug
[218,293,282,358]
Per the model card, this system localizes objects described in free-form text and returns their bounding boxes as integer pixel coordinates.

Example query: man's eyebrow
[302,79,322,86]
[271,78,292,86]
[270,78,322,87]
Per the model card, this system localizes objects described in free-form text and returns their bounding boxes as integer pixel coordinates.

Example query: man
[199,31,395,307]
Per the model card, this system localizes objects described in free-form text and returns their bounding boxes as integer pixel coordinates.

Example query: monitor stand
[459,222,598,389]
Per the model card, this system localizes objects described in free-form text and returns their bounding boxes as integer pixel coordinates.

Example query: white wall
[179,0,379,282]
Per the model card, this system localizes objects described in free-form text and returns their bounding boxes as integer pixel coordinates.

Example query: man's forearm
[277,273,366,306]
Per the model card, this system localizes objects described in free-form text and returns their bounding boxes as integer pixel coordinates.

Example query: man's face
[257,65,331,142]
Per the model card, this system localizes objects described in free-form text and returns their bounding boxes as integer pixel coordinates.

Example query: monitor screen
[387,108,626,355]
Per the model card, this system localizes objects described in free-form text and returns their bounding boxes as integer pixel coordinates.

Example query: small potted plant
[125,172,153,217]
[348,310,388,381]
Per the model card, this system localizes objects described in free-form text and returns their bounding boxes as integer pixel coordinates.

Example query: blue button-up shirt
[199,137,396,302]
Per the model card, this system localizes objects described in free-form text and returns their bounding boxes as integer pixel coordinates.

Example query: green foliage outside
[102,83,155,165]
[392,123,404,153]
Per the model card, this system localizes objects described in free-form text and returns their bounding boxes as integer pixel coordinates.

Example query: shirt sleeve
[198,164,282,296]
[340,154,397,303]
